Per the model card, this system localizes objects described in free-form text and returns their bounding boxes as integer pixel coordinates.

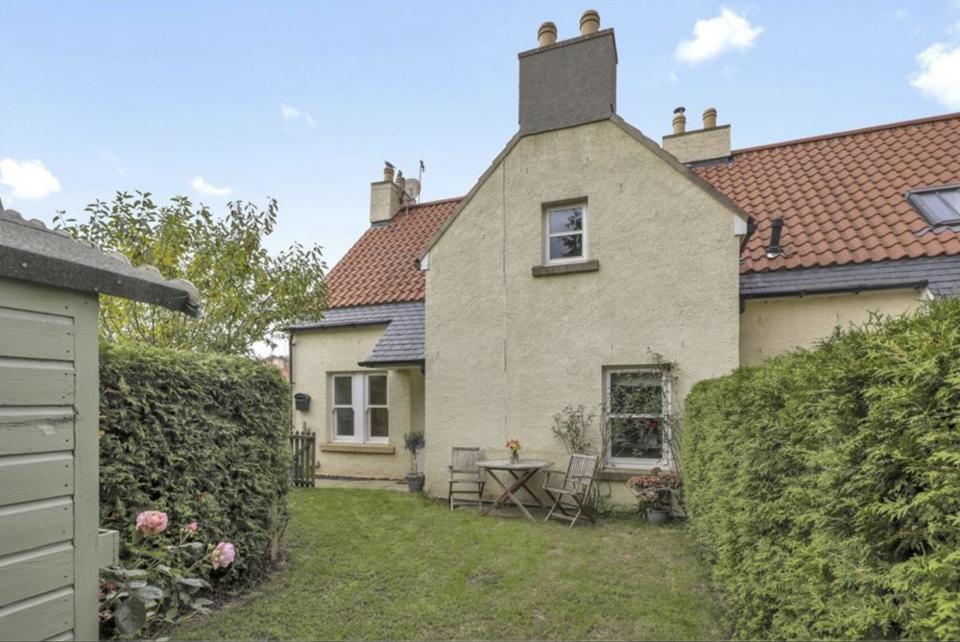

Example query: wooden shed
[0,204,199,641]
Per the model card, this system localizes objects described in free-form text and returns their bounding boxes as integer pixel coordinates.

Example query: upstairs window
[545,204,587,264]
[907,185,960,227]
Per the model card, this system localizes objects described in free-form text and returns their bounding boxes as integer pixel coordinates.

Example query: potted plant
[403,431,425,492]
[626,468,681,525]
[505,438,522,463]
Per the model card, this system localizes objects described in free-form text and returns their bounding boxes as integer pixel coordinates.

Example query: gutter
[740,280,928,302]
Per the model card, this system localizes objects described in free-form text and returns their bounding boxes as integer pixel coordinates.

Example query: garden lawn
[175,488,726,640]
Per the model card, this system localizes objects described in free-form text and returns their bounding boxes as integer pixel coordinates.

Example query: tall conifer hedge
[684,299,960,639]
[98,343,291,585]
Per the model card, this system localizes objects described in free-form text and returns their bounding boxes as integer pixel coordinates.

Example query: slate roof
[0,206,200,315]
[740,255,960,299]
[694,112,960,274]
[289,302,424,365]
[325,198,460,308]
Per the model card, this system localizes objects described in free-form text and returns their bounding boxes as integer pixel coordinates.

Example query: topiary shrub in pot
[403,431,425,492]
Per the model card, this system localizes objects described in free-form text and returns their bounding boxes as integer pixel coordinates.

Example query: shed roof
[0,206,200,315]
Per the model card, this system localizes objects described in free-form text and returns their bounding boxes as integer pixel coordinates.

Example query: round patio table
[478,459,554,521]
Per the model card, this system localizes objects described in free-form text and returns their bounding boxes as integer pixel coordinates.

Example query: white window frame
[603,367,671,469]
[544,203,588,265]
[329,372,389,444]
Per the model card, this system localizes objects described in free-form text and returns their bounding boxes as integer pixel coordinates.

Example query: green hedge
[99,342,291,585]
[683,299,960,640]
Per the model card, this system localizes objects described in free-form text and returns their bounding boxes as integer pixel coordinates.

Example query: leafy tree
[54,191,325,354]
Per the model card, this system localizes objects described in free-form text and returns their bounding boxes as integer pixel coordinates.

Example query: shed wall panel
[0,453,73,505]
[0,359,74,406]
[0,543,73,608]
[0,307,73,361]
[0,588,74,641]
[0,498,73,557]
[0,408,74,456]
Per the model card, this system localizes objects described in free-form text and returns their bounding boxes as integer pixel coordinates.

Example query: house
[0,205,198,641]
[289,12,960,499]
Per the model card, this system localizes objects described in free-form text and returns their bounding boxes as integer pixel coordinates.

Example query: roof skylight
[907,185,960,227]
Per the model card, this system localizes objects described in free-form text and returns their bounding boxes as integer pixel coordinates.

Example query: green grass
[175,488,727,640]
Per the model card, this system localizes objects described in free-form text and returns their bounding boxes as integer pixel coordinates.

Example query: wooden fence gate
[290,431,316,487]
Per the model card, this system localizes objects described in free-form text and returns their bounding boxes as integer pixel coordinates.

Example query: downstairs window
[331,372,389,443]
[604,368,670,467]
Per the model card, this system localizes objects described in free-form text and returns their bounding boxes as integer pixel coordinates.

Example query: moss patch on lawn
[175,488,726,640]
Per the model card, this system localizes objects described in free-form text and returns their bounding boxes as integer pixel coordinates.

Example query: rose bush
[101,511,237,639]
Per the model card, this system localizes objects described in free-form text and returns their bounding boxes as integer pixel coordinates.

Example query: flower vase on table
[506,438,521,464]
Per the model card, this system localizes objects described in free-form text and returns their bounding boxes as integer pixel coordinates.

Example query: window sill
[320,443,396,455]
[599,466,670,481]
[531,259,599,277]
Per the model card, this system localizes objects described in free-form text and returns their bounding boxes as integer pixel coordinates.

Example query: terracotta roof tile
[329,113,960,306]
[695,112,960,273]
[324,198,460,308]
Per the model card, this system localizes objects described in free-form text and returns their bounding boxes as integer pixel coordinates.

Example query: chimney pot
[537,22,557,47]
[383,162,395,183]
[672,106,687,135]
[579,10,600,35]
[703,107,718,129]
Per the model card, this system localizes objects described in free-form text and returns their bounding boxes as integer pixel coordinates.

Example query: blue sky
[2,1,959,270]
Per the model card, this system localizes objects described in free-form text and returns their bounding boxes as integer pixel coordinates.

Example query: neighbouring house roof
[695,112,960,274]
[325,198,460,308]
[0,206,200,315]
[289,301,424,366]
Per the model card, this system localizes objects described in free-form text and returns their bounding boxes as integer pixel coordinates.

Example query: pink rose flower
[211,541,237,569]
[135,510,168,537]
[185,521,199,533]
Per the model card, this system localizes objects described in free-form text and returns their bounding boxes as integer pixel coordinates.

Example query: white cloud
[191,176,232,197]
[0,158,62,200]
[675,8,764,65]
[910,42,960,109]
[280,103,317,128]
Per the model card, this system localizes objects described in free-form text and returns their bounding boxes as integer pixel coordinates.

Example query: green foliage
[53,191,326,354]
[100,522,218,639]
[683,299,960,640]
[99,342,290,600]
[551,404,597,454]
[403,431,425,473]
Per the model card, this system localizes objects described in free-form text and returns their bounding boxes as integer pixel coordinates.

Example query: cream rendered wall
[291,325,419,479]
[423,120,742,501]
[739,288,923,365]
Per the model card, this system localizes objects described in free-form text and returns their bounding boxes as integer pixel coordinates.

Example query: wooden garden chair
[448,447,485,510]
[542,453,600,527]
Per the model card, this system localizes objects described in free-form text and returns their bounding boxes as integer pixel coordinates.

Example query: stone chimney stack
[370,162,401,224]
[518,10,618,135]
[661,106,731,164]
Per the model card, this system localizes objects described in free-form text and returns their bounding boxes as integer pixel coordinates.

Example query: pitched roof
[290,301,425,365]
[694,112,960,274]
[0,206,200,315]
[325,198,460,308]
[326,112,960,307]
